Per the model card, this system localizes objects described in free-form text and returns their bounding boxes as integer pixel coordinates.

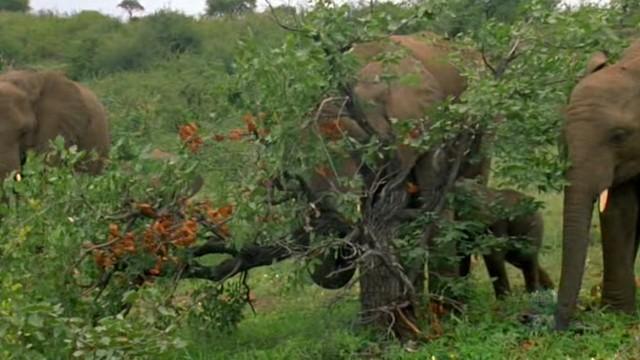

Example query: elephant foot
[601,288,636,314]
[553,311,571,331]
[600,300,637,314]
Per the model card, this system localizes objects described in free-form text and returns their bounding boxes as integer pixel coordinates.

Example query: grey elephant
[304,32,491,293]
[0,69,110,179]
[451,180,554,299]
[555,40,640,330]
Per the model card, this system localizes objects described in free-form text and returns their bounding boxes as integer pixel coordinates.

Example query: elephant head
[555,41,640,329]
[0,70,110,179]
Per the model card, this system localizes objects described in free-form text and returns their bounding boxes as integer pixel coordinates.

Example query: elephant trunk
[0,142,22,181]
[555,163,611,330]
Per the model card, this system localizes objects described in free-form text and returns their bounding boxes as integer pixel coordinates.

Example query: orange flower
[143,227,156,251]
[179,123,198,142]
[121,232,136,253]
[218,204,233,218]
[243,113,257,133]
[219,224,231,237]
[111,232,136,258]
[187,135,204,153]
[178,123,204,153]
[318,121,343,140]
[171,219,198,247]
[94,250,115,270]
[406,182,419,194]
[152,216,172,237]
[408,126,422,140]
[137,203,157,218]
[109,223,120,238]
[228,128,246,141]
[520,340,536,351]
[207,209,222,223]
[314,165,331,178]
[148,259,163,276]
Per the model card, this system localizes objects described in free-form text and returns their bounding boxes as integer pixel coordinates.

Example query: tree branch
[184,244,292,282]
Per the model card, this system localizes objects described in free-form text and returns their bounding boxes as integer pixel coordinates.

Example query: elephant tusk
[598,189,609,213]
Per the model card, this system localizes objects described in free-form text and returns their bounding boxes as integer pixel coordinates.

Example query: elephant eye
[608,128,632,145]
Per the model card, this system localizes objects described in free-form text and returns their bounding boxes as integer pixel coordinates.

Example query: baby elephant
[451,180,554,299]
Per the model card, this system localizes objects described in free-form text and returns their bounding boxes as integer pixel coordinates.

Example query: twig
[266,0,305,33]
[241,271,257,315]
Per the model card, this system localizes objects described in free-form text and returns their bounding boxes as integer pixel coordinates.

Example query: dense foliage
[0,0,639,357]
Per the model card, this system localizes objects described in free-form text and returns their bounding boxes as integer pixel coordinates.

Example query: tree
[0,0,29,12]
[206,0,256,17]
[218,0,629,339]
[117,0,144,19]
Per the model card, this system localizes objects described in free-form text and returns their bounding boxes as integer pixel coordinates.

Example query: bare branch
[266,0,305,33]
[190,240,238,257]
[184,244,293,282]
[480,44,497,76]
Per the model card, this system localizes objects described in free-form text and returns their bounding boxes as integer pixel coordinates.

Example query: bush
[68,10,203,77]
[137,10,203,56]
[0,139,201,357]
[90,30,157,75]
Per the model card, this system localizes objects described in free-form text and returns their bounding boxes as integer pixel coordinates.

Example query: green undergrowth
[165,193,640,359]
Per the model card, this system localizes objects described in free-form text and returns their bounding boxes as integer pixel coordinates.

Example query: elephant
[451,179,553,299]
[555,39,640,330]
[304,32,492,292]
[0,69,110,179]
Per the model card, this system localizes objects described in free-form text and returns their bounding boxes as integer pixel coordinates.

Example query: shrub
[137,10,203,56]
[68,10,203,77]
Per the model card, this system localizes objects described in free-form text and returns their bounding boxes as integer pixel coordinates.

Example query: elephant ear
[585,51,608,74]
[31,72,90,151]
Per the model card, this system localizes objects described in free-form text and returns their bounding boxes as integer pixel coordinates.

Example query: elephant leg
[506,252,541,293]
[537,267,555,290]
[458,233,472,278]
[483,252,510,299]
[600,182,638,313]
[427,209,462,304]
[428,235,461,299]
[520,258,540,293]
[459,254,472,278]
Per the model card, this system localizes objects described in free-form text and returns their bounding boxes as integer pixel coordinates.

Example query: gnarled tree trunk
[357,183,420,339]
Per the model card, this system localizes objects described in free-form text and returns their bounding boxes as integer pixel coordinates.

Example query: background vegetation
[1,0,639,358]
